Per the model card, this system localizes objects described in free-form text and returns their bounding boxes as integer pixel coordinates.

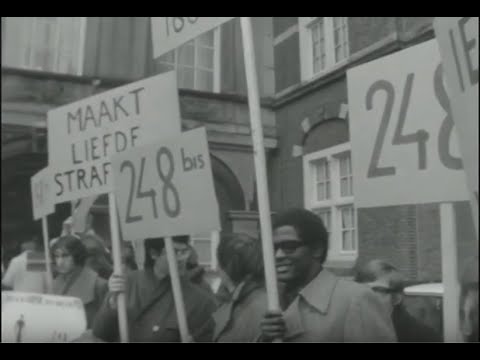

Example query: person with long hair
[213,233,267,342]
[51,235,108,328]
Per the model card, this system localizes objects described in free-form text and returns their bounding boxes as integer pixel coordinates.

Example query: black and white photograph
[1,17,478,343]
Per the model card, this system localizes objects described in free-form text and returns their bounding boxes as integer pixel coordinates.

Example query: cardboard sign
[151,17,234,58]
[434,17,478,234]
[1,292,87,343]
[31,168,55,220]
[47,71,182,203]
[112,127,220,240]
[347,39,470,208]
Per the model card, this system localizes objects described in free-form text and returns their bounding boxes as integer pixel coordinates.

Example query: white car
[403,283,444,340]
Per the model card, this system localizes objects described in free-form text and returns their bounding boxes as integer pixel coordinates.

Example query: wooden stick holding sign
[240,17,281,316]
[41,217,53,293]
[164,237,192,342]
[31,168,55,294]
[440,203,463,342]
[108,193,129,343]
[111,128,220,343]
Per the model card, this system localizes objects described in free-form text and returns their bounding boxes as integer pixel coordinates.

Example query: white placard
[48,71,182,203]
[151,17,234,58]
[112,127,220,241]
[347,39,470,208]
[31,168,55,220]
[1,292,87,343]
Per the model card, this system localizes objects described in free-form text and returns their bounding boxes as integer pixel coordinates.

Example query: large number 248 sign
[348,39,470,208]
[112,128,220,241]
[165,17,199,36]
[366,63,462,178]
[120,146,182,223]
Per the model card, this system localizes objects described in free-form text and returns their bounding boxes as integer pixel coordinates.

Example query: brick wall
[357,205,418,280]
[348,17,398,54]
[416,203,441,281]
[274,34,301,93]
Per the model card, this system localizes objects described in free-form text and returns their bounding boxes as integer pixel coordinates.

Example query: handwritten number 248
[120,147,181,224]
[366,64,462,178]
[165,17,199,36]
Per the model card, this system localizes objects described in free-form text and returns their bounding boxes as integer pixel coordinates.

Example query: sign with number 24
[112,127,221,241]
[347,39,470,208]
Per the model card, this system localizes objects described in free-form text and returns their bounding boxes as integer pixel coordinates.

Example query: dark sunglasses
[273,241,306,254]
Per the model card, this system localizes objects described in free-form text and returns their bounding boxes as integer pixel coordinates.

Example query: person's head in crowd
[82,233,113,279]
[52,235,88,275]
[272,208,329,289]
[144,235,191,281]
[19,224,43,253]
[355,259,406,314]
[459,256,479,343]
[121,243,138,274]
[217,232,264,291]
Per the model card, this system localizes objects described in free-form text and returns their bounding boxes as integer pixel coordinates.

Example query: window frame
[157,28,221,93]
[2,17,87,76]
[298,17,350,82]
[303,142,357,260]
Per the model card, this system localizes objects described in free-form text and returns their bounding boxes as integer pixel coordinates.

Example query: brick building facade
[269,17,477,280]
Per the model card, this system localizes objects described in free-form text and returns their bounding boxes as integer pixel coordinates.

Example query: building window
[155,29,221,92]
[2,17,86,75]
[190,230,220,270]
[303,143,357,259]
[299,17,349,81]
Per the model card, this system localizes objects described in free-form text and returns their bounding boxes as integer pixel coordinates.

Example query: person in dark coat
[213,233,267,342]
[185,244,214,296]
[92,235,217,342]
[355,259,441,342]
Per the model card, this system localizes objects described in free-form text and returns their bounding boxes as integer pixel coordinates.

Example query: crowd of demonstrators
[213,233,267,342]
[260,208,397,342]
[355,259,441,342]
[92,235,217,342]
[2,209,477,343]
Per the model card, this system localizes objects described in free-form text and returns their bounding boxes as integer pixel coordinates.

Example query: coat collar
[299,269,338,314]
[283,269,339,340]
[212,281,247,341]
[54,267,98,304]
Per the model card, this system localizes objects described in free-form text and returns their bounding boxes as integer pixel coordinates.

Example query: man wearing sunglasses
[355,259,441,342]
[260,208,396,342]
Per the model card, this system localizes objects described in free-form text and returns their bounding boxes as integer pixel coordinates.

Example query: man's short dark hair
[273,208,329,264]
[143,235,190,269]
